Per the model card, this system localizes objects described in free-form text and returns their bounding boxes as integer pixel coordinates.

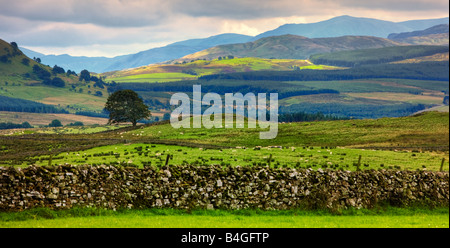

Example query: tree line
[108,80,340,100]
[280,102,429,119]
[309,45,449,67]
[198,61,449,82]
[0,95,68,114]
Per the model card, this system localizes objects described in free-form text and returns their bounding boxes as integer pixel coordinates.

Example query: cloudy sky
[0,0,448,57]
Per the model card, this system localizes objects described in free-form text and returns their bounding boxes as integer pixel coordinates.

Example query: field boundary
[1,164,448,212]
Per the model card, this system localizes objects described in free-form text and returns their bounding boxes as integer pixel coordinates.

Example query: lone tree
[48,119,63,127]
[105,89,151,126]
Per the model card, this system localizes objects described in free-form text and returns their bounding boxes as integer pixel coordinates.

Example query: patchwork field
[103,57,340,83]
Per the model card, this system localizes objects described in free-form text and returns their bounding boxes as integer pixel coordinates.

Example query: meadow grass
[104,57,340,83]
[4,112,448,170]
[120,112,449,149]
[26,142,449,171]
[1,207,448,228]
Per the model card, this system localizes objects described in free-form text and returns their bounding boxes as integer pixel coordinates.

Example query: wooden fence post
[165,154,171,166]
[440,158,445,172]
[357,155,362,171]
[48,154,53,167]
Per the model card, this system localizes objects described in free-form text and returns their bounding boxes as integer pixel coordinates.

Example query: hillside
[388,24,449,39]
[309,45,449,67]
[178,35,402,62]
[391,33,449,46]
[103,57,338,83]
[0,39,109,116]
[388,24,449,45]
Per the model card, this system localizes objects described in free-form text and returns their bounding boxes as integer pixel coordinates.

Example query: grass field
[1,207,448,228]
[1,112,448,168]
[25,142,449,171]
[120,112,449,149]
[110,72,198,83]
[0,112,448,229]
[104,57,341,83]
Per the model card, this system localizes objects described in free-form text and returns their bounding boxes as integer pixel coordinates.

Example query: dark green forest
[309,45,449,67]
[197,61,449,81]
[0,95,68,113]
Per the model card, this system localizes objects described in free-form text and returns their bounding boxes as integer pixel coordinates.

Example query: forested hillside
[309,45,449,67]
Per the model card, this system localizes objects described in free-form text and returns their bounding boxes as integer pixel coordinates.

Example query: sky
[0,0,448,57]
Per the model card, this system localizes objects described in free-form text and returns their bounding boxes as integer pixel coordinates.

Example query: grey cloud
[170,0,449,19]
[1,0,448,27]
[0,0,170,27]
[170,0,309,19]
[336,0,449,12]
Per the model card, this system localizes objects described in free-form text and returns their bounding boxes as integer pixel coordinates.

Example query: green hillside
[390,33,449,46]
[388,24,449,45]
[309,45,449,67]
[103,57,339,83]
[178,35,402,62]
[0,39,109,114]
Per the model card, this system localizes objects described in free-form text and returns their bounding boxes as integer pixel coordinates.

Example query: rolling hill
[0,39,109,116]
[176,35,403,62]
[387,24,449,45]
[102,57,339,83]
[309,45,450,67]
[388,24,449,39]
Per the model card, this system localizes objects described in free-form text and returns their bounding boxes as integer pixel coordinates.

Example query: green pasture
[28,142,448,171]
[110,73,197,83]
[0,82,108,112]
[120,112,449,149]
[105,58,341,83]
[1,207,448,228]
[2,112,448,169]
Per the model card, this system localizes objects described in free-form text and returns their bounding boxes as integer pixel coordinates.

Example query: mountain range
[20,15,449,73]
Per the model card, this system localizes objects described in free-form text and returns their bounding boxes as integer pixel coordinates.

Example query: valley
[0,14,449,229]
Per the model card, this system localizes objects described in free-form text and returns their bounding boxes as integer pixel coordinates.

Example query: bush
[0,122,33,130]
[67,121,84,127]
[48,119,63,127]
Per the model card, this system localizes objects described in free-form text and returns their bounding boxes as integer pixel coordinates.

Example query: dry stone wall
[1,164,448,211]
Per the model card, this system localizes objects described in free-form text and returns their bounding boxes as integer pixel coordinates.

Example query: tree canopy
[49,119,63,127]
[79,69,91,82]
[104,89,151,126]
